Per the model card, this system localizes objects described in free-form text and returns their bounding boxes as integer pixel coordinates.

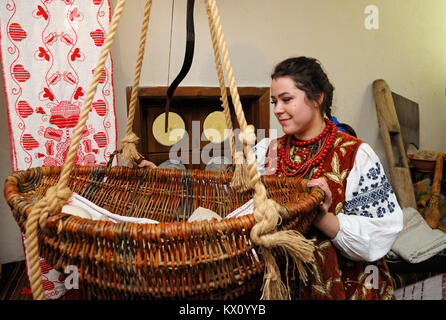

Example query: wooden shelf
[126,86,270,169]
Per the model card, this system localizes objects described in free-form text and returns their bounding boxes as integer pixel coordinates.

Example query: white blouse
[252,138,403,262]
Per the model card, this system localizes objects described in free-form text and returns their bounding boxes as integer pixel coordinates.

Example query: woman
[253,56,403,300]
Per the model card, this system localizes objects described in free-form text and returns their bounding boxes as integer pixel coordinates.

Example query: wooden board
[373,79,417,209]
[392,92,419,150]
[127,86,270,170]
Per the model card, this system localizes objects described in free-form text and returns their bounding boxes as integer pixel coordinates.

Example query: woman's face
[271,76,324,140]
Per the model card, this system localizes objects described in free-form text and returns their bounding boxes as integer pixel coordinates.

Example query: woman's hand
[307,177,332,215]
[307,177,339,239]
[127,159,157,169]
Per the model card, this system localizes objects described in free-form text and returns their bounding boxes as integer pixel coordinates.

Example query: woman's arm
[127,159,157,168]
[307,178,339,239]
[329,143,403,262]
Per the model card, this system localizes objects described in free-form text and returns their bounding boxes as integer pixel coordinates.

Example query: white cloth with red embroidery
[1,0,116,299]
[394,273,446,300]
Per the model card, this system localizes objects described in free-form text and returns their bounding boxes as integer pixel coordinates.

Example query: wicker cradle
[4,166,323,299]
[3,0,324,300]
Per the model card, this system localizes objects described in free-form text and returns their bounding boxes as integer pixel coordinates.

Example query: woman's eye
[283,97,292,103]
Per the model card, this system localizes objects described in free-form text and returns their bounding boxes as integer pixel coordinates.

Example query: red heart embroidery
[93,0,102,5]
[39,259,53,274]
[74,87,84,100]
[92,68,107,84]
[93,132,107,148]
[12,64,30,82]
[70,48,81,61]
[22,134,39,151]
[49,101,80,129]
[43,87,54,101]
[36,5,49,20]
[93,100,106,116]
[42,280,55,291]
[9,23,27,42]
[38,47,50,61]
[90,29,105,46]
[17,100,33,118]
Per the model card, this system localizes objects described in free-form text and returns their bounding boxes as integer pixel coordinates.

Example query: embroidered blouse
[252,138,403,262]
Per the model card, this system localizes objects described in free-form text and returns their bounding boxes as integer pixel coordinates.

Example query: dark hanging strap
[164,0,195,132]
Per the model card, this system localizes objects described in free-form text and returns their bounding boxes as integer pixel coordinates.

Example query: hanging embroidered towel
[0,0,116,299]
[0,0,116,170]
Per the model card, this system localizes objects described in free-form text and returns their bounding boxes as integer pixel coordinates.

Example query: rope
[121,0,153,162]
[24,0,315,300]
[25,0,128,300]
[204,0,315,300]
[204,3,249,191]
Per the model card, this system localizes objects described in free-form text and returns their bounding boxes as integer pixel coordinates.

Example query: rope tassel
[250,197,316,300]
[19,0,321,301]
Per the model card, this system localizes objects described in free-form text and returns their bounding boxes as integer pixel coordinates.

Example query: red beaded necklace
[276,119,337,178]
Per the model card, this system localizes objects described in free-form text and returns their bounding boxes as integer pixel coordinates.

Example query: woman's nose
[273,102,284,115]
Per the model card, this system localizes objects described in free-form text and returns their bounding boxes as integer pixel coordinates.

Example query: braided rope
[204,0,315,300]
[205,6,234,158]
[25,0,128,300]
[24,0,315,300]
[205,3,250,191]
[121,0,153,162]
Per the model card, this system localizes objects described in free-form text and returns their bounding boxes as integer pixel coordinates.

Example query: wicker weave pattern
[5,166,322,299]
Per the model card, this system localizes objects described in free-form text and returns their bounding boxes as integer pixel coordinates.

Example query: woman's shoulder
[335,130,363,145]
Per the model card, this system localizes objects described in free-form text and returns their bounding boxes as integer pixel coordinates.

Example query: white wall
[1,0,445,263]
[110,0,446,159]
[0,69,24,263]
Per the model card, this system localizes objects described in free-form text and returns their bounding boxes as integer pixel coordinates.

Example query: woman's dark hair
[338,123,357,137]
[271,57,334,119]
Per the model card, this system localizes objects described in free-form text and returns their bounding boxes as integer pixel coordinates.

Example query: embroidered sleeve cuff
[332,213,370,262]
[331,211,403,262]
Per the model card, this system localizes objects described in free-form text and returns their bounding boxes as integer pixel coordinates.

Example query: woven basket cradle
[3,0,324,299]
[5,166,322,299]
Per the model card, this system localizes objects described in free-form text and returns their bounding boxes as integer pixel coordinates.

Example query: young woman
[253,56,403,300]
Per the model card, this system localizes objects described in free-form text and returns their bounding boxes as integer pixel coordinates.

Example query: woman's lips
[279,118,291,124]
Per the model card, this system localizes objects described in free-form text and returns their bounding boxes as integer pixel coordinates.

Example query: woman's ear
[314,92,324,108]
[317,92,324,107]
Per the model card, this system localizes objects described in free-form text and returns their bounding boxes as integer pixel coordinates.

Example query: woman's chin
[282,126,297,136]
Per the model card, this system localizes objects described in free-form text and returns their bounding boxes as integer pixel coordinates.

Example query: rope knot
[120,132,142,162]
[39,185,72,229]
[121,132,140,145]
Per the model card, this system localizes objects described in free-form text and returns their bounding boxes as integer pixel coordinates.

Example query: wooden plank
[391,92,419,150]
[127,86,270,169]
[373,79,417,209]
